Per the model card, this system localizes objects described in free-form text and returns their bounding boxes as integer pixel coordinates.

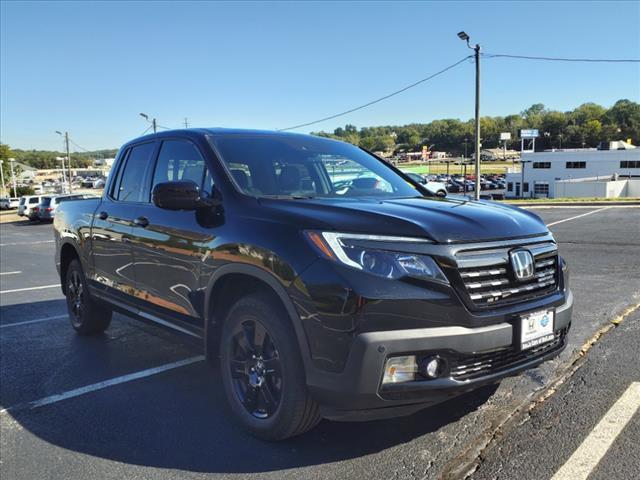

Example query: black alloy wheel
[65,259,111,335]
[67,269,85,329]
[229,319,283,419]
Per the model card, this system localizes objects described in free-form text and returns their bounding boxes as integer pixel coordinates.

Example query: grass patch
[400,162,512,175]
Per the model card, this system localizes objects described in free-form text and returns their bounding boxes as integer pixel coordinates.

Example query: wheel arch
[59,241,81,294]
[203,264,312,370]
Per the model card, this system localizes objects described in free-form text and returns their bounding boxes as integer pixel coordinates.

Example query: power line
[140,125,153,136]
[68,138,92,152]
[278,55,473,131]
[483,53,640,63]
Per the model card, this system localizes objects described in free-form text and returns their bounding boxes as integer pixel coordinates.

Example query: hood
[258,196,549,243]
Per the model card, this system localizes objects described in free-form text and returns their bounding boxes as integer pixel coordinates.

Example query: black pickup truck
[54,129,572,440]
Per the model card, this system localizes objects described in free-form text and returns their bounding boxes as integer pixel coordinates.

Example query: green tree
[605,99,640,144]
[311,99,638,153]
[15,185,35,196]
[0,143,13,194]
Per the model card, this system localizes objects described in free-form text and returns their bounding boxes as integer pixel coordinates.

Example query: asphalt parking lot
[1,206,639,480]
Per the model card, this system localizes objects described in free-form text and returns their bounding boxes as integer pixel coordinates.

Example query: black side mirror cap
[152,180,219,211]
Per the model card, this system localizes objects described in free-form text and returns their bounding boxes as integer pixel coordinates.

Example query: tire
[436,190,447,197]
[65,259,111,335]
[220,294,320,441]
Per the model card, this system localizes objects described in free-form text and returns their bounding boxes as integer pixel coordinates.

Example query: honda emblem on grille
[510,249,535,281]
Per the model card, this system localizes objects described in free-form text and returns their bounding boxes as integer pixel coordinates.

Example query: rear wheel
[220,294,320,440]
[65,259,111,335]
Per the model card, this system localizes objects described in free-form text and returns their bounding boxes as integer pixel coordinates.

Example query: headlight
[305,231,448,283]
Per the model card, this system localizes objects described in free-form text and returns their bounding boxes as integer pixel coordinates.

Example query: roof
[122,127,343,150]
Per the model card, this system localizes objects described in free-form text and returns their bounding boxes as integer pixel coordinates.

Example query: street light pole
[473,43,481,200]
[64,132,72,192]
[9,158,17,198]
[139,113,157,133]
[458,31,481,200]
[56,131,72,193]
[0,160,6,197]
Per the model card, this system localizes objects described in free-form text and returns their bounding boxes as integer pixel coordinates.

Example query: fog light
[382,355,417,384]
[420,356,446,379]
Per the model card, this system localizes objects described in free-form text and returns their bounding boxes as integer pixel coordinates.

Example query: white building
[505,147,640,199]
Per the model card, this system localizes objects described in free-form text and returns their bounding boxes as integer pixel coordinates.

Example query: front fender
[203,262,314,372]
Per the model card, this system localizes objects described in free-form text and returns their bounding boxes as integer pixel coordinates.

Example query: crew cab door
[128,138,218,330]
[90,142,156,305]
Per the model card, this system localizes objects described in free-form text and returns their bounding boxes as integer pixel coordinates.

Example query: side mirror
[152,180,203,210]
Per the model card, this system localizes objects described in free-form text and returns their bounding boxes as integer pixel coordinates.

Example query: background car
[37,194,92,222]
[402,171,448,197]
[18,195,42,216]
[0,197,10,210]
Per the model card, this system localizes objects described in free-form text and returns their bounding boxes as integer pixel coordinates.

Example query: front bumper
[308,290,573,421]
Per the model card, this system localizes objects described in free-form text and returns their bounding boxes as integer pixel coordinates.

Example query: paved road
[1,206,639,480]
[471,309,640,480]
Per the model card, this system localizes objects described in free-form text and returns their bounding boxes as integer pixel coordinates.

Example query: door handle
[133,216,149,228]
[98,211,108,220]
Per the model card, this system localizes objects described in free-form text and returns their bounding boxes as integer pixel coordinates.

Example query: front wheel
[220,294,320,441]
[65,259,111,335]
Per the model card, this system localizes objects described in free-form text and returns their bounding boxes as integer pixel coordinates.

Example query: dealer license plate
[520,309,554,350]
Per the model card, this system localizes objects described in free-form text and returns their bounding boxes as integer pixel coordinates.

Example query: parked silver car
[37,194,94,221]
[0,197,18,209]
[18,195,42,217]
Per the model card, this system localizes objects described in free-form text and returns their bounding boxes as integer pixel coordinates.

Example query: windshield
[208,134,421,199]
[41,197,52,207]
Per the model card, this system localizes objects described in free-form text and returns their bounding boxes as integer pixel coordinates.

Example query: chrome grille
[455,242,559,308]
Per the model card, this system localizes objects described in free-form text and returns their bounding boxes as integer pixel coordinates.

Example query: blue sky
[1,1,639,151]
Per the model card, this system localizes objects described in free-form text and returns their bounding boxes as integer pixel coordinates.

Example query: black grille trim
[450,327,568,381]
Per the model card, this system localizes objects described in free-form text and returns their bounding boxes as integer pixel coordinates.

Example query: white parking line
[546,207,611,227]
[0,314,67,329]
[0,284,59,294]
[0,240,54,247]
[551,382,640,480]
[0,355,205,414]
[0,271,22,276]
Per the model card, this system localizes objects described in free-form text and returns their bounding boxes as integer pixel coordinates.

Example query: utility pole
[64,132,72,192]
[458,31,481,200]
[56,158,67,193]
[139,113,157,133]
[0,160,6,197]
[473,43,481,201]
[184,118,189,128]
[9,158,17,198]
[56,131,72,193]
